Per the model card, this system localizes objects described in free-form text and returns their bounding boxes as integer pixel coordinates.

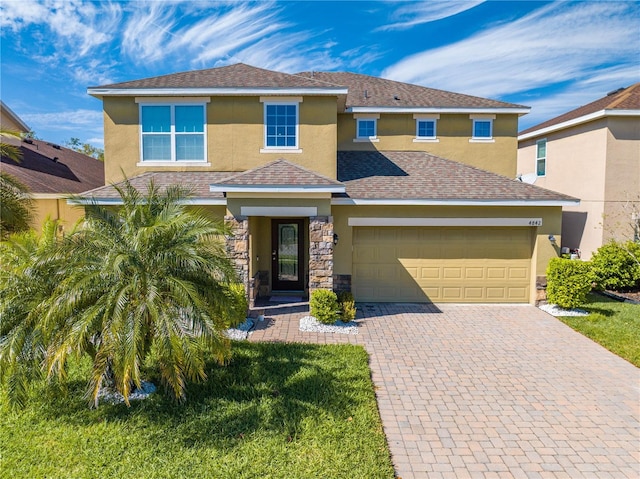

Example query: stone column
[225,215,249,295]
[308,216,334,294]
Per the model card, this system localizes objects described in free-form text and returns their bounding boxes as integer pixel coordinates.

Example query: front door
[271,219,304,291]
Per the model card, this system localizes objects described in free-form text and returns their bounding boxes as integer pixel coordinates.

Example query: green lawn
[0,342,394,479]
[558,293,640,368]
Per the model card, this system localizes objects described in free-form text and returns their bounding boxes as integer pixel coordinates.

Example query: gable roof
[335,151,578,205]
[0,100,30,133]
[0,138,104,196]
[296,71,529,113]
[88,63,347,97]
[210,159,344,193]
[519,82,640,139]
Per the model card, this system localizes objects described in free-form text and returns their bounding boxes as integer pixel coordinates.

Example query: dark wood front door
[271,219,304,291]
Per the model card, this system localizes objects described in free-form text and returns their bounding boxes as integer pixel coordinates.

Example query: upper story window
[354,114,380,142]
[413,114,439,142]
[536,139,547,176]
[260,97,302,153]
[139,102,207,163]
[469,114,495,143]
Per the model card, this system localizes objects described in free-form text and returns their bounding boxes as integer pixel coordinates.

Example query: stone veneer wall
[308,216,334,294]
[333,274,352,294]
[225,215,249,295]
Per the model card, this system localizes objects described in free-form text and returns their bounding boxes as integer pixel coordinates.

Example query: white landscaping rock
[98,381,157,405]
[538,303,588,317]
[299,316,359,335]
[225,318,255,340]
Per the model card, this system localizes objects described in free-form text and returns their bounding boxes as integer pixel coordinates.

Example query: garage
[352,226,534,303]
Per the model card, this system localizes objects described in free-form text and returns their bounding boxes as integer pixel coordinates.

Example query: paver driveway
[249,302,640,478]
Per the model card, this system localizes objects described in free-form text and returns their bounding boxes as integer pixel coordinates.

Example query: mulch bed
[600,289,640,304]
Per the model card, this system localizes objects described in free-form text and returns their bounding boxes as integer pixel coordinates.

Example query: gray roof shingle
[296,71,528,110]
[0,138,104,195]
[91,63,342,90]
[337,151,578,202]
[213,159,343,187]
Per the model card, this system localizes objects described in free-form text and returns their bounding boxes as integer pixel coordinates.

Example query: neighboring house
[83,63,576,304]
[0,100,30,133]
[518,83,640,259]
[0,136,105,230]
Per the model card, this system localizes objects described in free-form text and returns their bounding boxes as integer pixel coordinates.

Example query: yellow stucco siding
[337,113,519,177]
[30,198,86,232]
[103,95,337,183]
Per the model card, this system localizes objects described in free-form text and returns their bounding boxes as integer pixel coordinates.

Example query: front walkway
[249,302,640,479]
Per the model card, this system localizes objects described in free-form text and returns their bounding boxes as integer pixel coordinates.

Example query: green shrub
[546,258,594,309]
[223,283,248,328]
[338,291,357,322]
[590,241,640,291]
[310,289,340,325]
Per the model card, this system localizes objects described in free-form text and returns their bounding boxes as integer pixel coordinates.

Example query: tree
[0,128,33,237]
[64,137,104,161]
[0,220,68,406]
[0,180,246,407]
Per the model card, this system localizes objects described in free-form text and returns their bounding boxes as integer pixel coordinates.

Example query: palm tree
[0,219,67,407]
[0,179,247,407]
[0,128,33,237]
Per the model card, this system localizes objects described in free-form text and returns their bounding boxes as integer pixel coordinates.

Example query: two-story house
[83,63,576,304]
[518,83,640,259]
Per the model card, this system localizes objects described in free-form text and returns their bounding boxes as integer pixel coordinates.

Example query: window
[416,119,437,139]
[536,139,546,176]
[264,103,298,149]
[140,104,205,162]
[473,119,492,139]
[357,118,377,139]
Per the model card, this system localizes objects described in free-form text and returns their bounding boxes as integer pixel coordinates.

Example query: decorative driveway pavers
[249,302,640,478]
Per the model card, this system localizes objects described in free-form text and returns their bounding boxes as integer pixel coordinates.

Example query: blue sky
[1,0,639,148]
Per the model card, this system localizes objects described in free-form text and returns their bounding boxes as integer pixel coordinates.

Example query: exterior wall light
[333,233,339,245]
[548,234,556,243]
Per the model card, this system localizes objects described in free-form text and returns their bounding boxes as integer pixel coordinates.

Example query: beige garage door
[352,227,533,303]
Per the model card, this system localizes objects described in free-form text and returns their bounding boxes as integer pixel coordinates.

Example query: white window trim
[536,138,547,177]
[138,102,208,164]
[355,116,378,142]
[414,114,439,141]
[469,114,495,142]
[261,99,301,152]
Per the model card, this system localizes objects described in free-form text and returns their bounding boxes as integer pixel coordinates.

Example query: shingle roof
[83,171,235,199]
[90,63,342,90]
[519,82,640,136]
[213,159,343,187]
[296,71,528,110]
[81,154,575,204]
[337,151,577,202]
[0,138,104,195]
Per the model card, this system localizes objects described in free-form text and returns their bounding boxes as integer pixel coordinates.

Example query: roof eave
[0,100,31,132]
[211,185,345,194]
[88,87,349,98]
[331,198,579,207]
[347,106,530,115]
[69,197,227,206]
[518,109,640,141]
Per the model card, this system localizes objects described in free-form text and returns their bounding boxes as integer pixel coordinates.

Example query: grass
[0,342,394,479]
[558,293,640,367]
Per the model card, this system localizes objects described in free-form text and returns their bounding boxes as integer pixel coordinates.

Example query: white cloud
[382,2,640,100]
[21,109,103,132]
[376,0,484,31]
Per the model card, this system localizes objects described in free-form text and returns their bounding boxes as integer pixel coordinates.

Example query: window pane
[265,103,297,147]
[474,120,491,138]
[142,135,171,160]
[175,105,204,133]
[141,106,170,133]
[537,159,546,176]
[358,119,375,138]
[418,120,434,137]
[176,134,204,161]
[537,140,546,158]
